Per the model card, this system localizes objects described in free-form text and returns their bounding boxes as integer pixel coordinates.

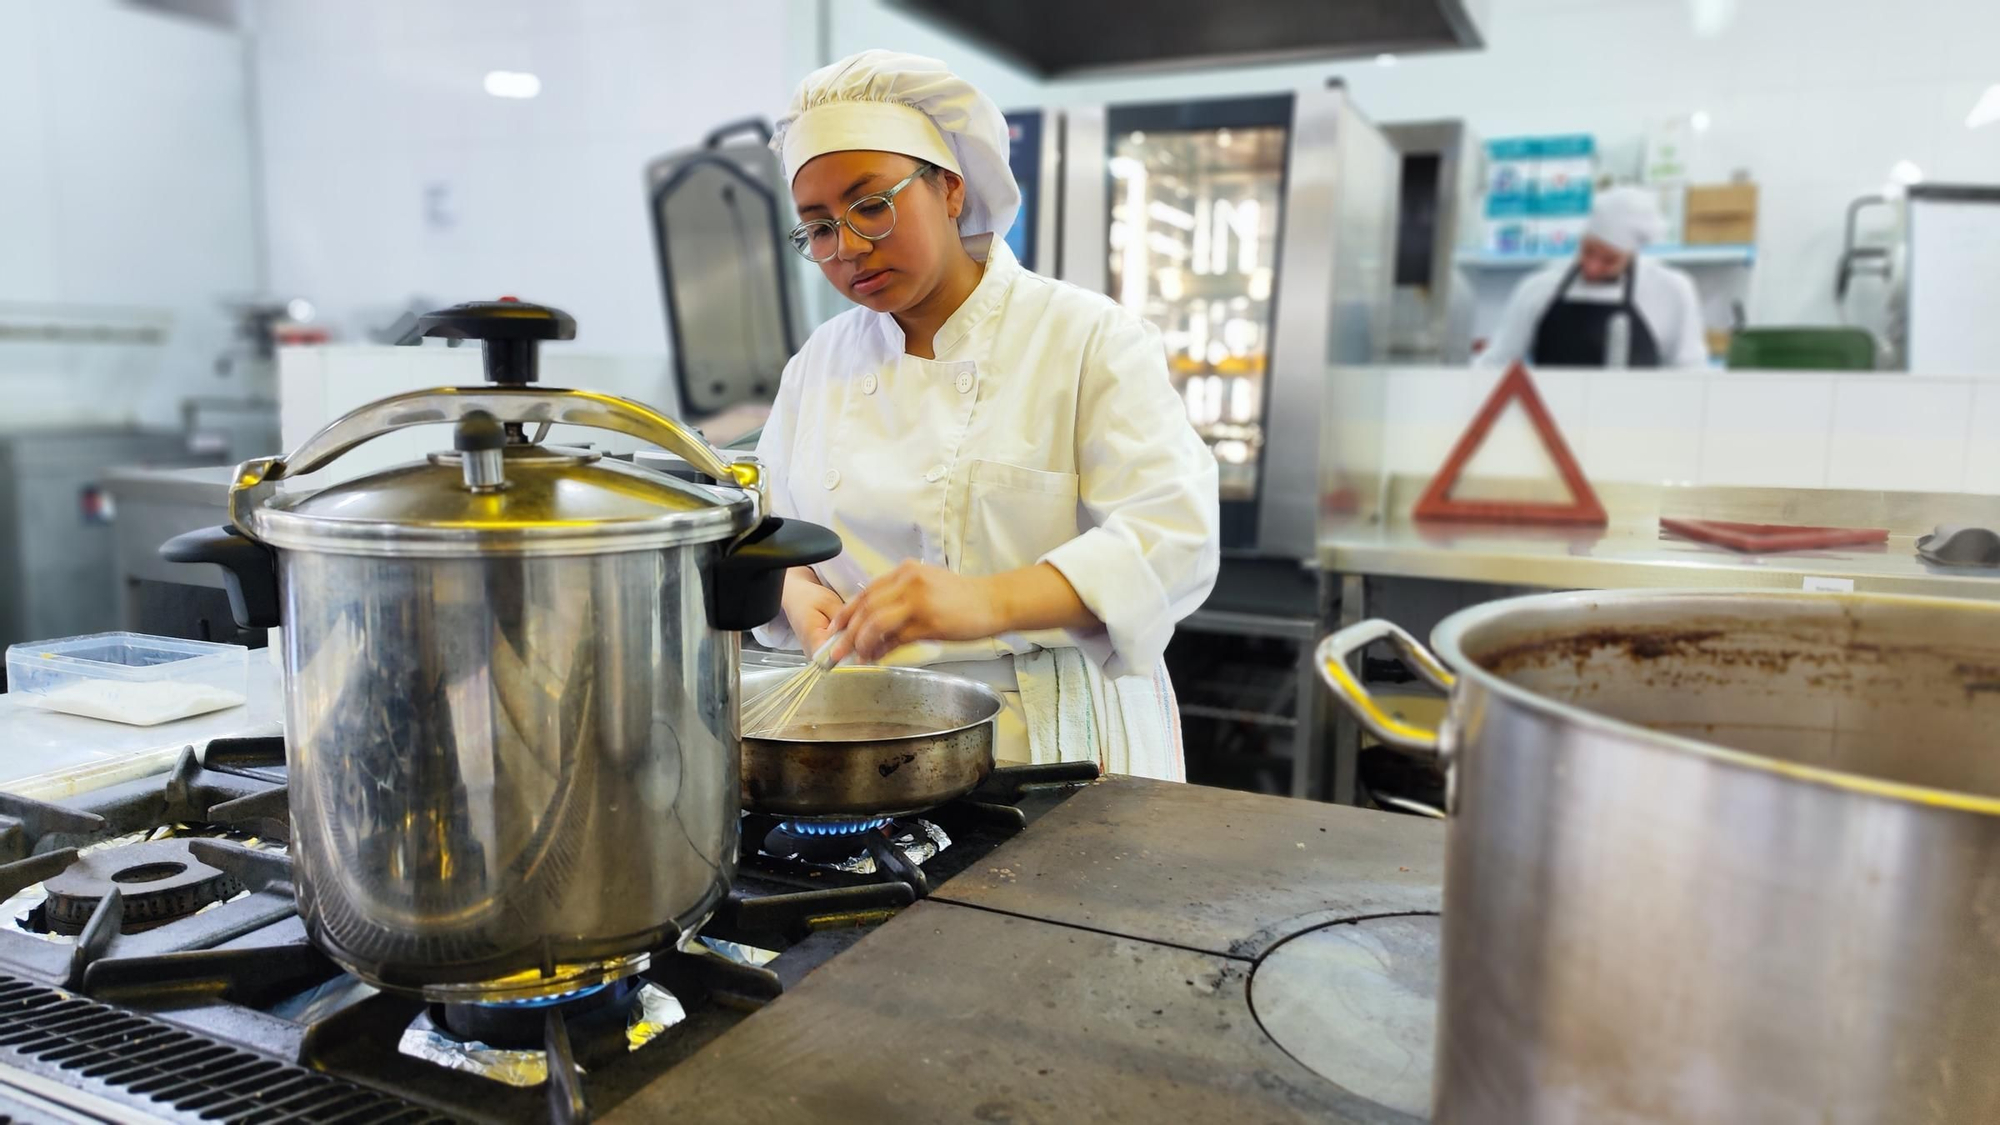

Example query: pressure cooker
[163,299,837,1001]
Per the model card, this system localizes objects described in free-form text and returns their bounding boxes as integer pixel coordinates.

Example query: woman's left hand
[829,561,1003,664]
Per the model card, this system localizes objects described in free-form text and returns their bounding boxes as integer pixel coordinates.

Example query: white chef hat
[772,49,1019,242]
[1585,186,1669,254]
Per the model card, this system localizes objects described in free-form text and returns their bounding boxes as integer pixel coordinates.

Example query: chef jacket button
[955,372,973,394]
[924,464,946,483]
[823,469,841,490]
[862,374,878,395]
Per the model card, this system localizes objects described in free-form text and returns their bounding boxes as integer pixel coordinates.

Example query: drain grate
[0,974,458,1124]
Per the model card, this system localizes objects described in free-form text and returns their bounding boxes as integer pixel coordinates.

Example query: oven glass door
[1105,96,1291,545]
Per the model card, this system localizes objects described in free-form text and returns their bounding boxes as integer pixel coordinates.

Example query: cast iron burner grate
[39,838,244,935]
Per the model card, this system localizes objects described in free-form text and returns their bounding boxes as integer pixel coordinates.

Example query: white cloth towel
[1016,647,1185,781]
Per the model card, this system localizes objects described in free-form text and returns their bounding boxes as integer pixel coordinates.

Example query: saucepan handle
[1315,620,1454,755]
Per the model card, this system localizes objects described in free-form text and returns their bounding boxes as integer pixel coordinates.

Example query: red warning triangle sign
[1413,362,1607,526]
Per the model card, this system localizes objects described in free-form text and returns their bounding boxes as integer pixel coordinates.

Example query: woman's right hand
[780,569,845,655]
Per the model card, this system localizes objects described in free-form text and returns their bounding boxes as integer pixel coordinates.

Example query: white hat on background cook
[772,49,1020,242]
[1585,186,1669,254]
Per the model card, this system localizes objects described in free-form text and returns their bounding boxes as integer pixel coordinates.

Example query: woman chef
[1477,186,1709,369]
[753,50,1221,780]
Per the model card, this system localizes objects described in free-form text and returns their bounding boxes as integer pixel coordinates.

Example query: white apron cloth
[753,238,1218,780]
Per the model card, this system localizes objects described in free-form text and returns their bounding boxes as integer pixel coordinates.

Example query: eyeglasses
[788,163,932,262]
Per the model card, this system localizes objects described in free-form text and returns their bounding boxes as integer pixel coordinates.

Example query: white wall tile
[1697,376,1835,488]
[1382,369,1474,475]
[1581,374,1706,484]
[1825,378,1973,492]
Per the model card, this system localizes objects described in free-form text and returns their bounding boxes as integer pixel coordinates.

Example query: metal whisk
[742,632,844,737]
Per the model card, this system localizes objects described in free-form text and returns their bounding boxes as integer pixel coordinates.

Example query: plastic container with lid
[5,632,249,726]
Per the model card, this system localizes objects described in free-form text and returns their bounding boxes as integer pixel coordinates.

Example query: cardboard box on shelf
[1684,182,1758,245]
[1533,134,1597,217]
[1482,194,1536,255]
[1483,137,1539,209]
[1535,216,1589,257]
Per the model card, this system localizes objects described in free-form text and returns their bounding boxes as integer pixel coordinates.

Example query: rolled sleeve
[1041,310,1220,679]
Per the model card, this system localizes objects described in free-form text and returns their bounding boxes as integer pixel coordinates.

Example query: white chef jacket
[1477,257,1709,369]
[752,236,1220,775]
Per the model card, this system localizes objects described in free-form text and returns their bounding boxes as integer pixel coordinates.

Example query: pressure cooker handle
[1315,620,1454,755]
[160,526,281,630]
[230,387,760,532]
[706,516,842,631]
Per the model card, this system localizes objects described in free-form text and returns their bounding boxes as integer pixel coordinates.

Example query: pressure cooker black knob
[453,410,507,452]
[416,297,577,386]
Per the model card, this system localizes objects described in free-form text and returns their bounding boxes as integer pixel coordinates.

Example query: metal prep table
[607,777,1445,1124]
[1317,480,2000,806]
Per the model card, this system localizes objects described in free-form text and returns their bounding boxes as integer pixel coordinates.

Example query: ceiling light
[1690,110,1712,133]
[1968,84,2000,129]
[1688,0,1737,37]
[483,71,541,99]
[1375,53,1398,67]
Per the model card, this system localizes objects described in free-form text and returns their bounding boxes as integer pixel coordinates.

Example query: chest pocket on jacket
[961,459,1079,577]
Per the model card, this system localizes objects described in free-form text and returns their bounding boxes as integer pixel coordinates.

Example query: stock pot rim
[1429,586,2000,818]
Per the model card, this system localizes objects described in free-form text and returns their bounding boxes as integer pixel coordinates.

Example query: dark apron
[1529,261,1662,368]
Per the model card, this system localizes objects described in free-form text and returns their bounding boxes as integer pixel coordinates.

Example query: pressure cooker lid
[249,444,755,556]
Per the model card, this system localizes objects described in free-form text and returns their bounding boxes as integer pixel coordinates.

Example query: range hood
[887,0,1487,78]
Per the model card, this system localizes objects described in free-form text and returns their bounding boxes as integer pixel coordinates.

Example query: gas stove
[0,737,1101,1124]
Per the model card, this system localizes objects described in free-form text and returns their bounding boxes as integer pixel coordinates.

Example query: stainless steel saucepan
[1317,588,2000,1124]
[739,664,1001,819]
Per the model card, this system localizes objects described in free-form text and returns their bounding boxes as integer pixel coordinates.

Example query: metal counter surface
[608,777,1445,1123]
[931,773,1442,958]
[1319,520,2000,599]
[1319,482,2000,599]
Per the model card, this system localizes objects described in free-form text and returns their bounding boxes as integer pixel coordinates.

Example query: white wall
[808,0,2000,332]
[1367,364,2000,495]
[0,0,260,430]
[250,0,795,358]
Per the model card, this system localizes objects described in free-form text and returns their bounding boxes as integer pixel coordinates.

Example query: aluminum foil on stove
[828,818,952,875]
[697,936,780,967]
[398,983,687,1088]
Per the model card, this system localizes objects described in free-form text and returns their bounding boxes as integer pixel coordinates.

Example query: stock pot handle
[1315,620,1454,754]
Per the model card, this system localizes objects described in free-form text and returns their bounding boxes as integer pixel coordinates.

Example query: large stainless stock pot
[1319,589,2000,1124]
[164,300,837,1000]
